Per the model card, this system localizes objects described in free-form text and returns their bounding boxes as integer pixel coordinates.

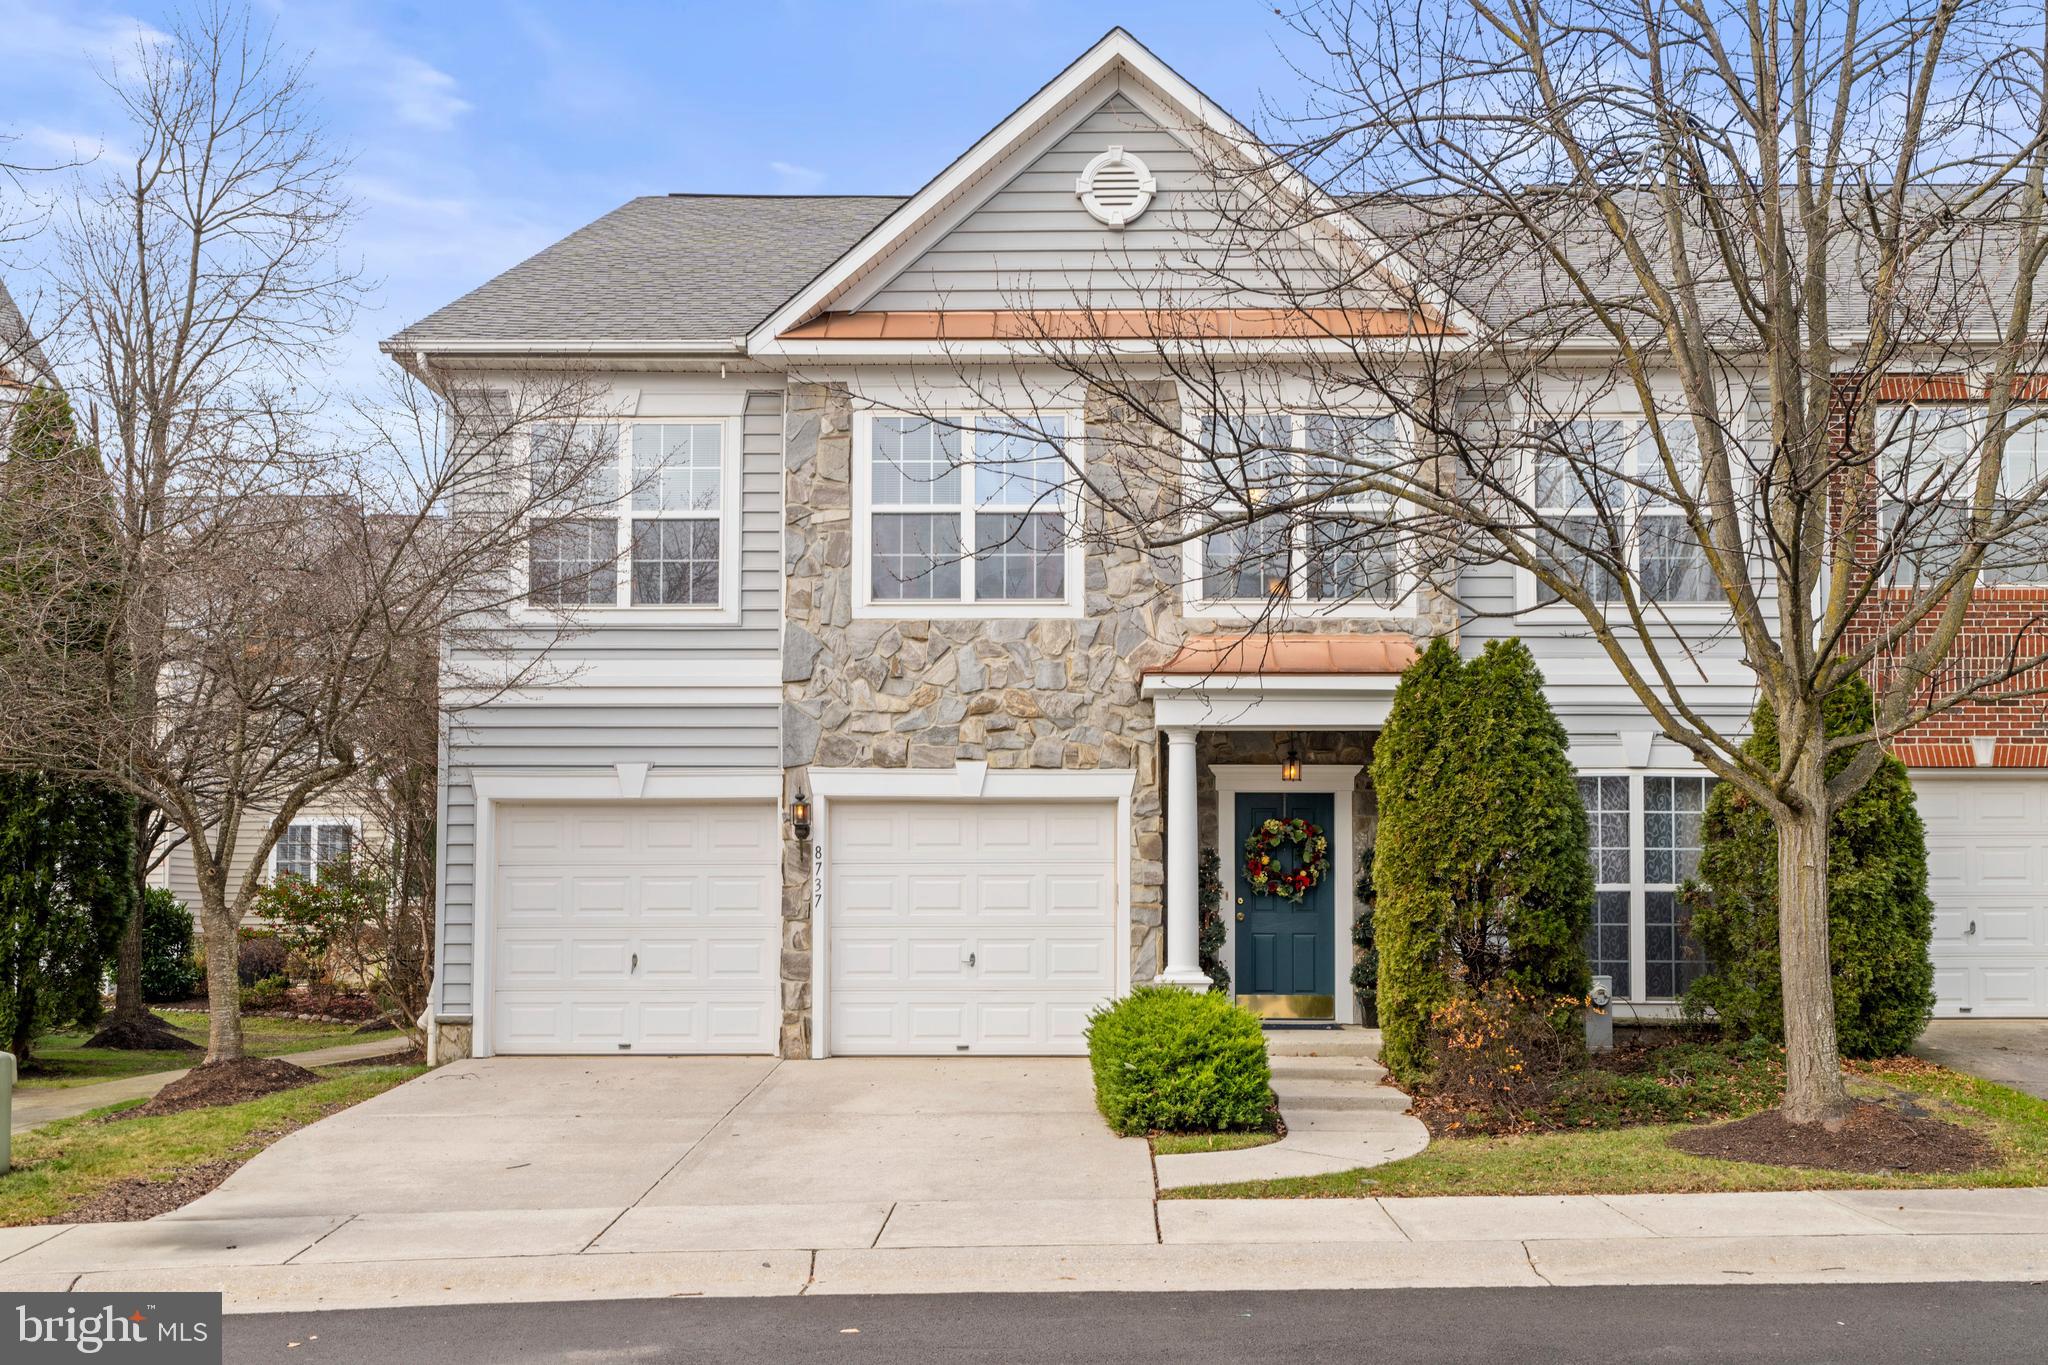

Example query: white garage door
[491,802,779,1054]
[827,801,1119,1055]
[1918,776,2048,1017]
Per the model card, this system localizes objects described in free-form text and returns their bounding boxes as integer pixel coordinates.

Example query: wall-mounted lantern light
[1280,746,1303,783]
[789,790,812,843]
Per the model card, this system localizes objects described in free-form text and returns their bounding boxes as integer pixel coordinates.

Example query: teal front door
[1234,791,1336,1018]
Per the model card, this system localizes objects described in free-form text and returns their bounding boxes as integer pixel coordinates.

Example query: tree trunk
[109,807,151,1024]
[1777,736,1853,1124]
[197,879,246,1063]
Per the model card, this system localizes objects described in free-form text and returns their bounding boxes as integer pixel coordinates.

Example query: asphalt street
[224,1281,2048,1364]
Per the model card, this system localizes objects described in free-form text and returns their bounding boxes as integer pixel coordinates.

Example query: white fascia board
[472,768,781,802]
[1150,693,1396,730]
[807,766,1137,802]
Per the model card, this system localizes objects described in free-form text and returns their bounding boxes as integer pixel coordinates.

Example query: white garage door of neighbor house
[827,801,1119,1055]
[491,802,780,1054]
[1919,777,2048,1017]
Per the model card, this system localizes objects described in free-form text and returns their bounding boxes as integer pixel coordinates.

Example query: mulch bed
[1669,1096,1997,1174]
[80,1014,202,1052]
[112,1057,322,1121]
[47,1160,244,1224]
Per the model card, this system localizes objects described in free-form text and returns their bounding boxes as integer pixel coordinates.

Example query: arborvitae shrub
[1372,638,1593,1083]
[1683,675,1934,1057]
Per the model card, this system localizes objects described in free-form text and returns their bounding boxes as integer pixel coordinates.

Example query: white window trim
[1515,414,1734,624]
[266,814,363,884]
[851,409,1087,621]
[1577,768,1718,1005]
[513,413,744,626]
[1877,401,2048,590]
[1179,409,1419,622]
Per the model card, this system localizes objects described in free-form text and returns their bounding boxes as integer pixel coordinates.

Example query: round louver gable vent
[1075,145,1157,229]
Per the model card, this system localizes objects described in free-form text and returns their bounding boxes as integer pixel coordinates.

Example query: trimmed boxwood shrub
[1683,675,1935,1057]
[140,889,204,1002]
[1085,986,1272,1135]
[1372,638,1593,1083]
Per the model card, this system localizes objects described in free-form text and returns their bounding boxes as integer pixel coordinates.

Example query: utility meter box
[1584,976,1614,1053]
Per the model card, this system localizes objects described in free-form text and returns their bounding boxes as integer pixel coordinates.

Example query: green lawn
[0,1065,426,1226]
[1163,1067,2048,1199]
[17,1011,402,1090]
[1152,1129,1283,1156]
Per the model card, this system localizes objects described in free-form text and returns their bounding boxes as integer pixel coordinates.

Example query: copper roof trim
[779,307,1453,342]
[1144,632,1420,678]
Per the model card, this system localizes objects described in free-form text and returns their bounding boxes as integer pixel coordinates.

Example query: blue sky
[4,1,1305,393]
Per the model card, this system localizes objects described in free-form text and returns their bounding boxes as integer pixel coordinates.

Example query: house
[383,29,2046,1063]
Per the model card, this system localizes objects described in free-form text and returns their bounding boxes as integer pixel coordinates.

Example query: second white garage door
[491,801,779,1054]
[1918,776,2048,1017]
[827,801,1119,1055]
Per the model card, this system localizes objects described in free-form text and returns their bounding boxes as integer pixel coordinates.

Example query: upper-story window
[1879,404,2048,586]
[858,414,1081,616]
[1189,412,1405,614]
[1529,417,1719,609]
[526,420,737,617]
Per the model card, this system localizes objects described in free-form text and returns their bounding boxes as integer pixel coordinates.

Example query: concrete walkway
[1,1186,2041,1312]
[1914,1019,2048,1101]
[9,1038,413,1133]
[1156,1029,1428,1190]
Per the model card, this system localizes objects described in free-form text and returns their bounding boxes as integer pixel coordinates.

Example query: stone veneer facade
[777,380,1433,1057]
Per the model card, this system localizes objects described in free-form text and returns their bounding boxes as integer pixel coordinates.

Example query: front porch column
[1157,725,1211,988]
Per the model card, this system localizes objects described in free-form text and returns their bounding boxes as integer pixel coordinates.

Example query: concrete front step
[1268,1058,1388,1083]
[1263,1029,1382,1060]
[1272,1087,1413,1115]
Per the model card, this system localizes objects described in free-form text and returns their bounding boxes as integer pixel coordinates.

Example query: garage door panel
[1917,777,2047,1017]
[490,801,778,1055]
[828,800,1118,1054]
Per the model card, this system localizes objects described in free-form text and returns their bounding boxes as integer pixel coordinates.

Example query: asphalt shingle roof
[385,195,904,347]
[0,277,54,386]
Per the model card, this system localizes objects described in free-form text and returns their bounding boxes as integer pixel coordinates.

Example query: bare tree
[0,5,625,1065]
[875,0,2048,1124]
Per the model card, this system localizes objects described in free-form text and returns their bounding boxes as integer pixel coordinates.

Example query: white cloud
[770,160,826,193]
[382,55,472,132]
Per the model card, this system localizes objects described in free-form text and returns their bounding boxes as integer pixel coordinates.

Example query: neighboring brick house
[384,29,2045,1064]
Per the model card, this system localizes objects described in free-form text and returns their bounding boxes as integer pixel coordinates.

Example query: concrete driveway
[159,1056,1157,1254]
[1914,1020,2048,1100]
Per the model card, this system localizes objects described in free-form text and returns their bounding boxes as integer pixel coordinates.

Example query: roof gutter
[377,337,749,358]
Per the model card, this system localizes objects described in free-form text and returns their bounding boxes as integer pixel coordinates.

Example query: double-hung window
[275,819,353,883]
[1193,412,1404,610]
[1575,771,1716,1002]
[1530,418,1717,608]
[526,420,733,613]
[863,414,1076,611]
[1879,404,2048,586]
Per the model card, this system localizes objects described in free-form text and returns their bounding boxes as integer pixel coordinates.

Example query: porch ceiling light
[1281,747,1303,783]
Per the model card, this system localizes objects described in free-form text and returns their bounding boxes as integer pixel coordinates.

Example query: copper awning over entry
[1146,632,1419,679]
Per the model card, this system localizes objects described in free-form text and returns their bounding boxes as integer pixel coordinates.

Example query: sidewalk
[2,1188,2041,1312]
[9,1039,412,1133]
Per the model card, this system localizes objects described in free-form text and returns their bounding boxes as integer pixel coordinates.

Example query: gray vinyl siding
[434,388,786,1020]
[1456,559,1763,757]
[861,92,1336,312]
